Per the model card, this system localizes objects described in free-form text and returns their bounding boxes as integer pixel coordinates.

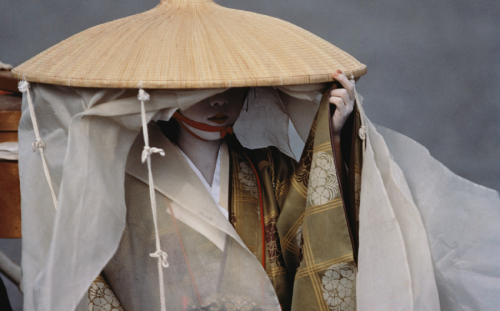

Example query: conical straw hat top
[13,0,367,88]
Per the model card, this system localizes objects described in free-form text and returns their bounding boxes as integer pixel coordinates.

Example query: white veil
[18,83,321,310]
[19,83,500,310]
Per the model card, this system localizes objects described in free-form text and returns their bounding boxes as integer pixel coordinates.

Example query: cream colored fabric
[127,127,242,251]
[357,116,440,310]
[19,85,224,310]
[374,124,500,311]
[18,83,500,310]
[356,102,500,310]
[102,126,281,310]
[18,83,317,310]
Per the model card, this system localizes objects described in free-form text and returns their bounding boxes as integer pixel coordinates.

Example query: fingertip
[332,69,343,77]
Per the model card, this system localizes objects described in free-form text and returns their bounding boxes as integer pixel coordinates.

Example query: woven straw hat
[12,0,367,89]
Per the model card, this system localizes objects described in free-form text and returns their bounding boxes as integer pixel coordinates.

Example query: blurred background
[0,0,498,309]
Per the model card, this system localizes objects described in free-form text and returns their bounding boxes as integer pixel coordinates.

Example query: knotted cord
[138,87,168,311]
[19,78,58,210]
[349,75,367,145]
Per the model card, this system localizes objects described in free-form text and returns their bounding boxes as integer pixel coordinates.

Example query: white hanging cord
[138,87,168,311]
[350,75,367,146]
[349,74,361,107]
[18,77,58,210]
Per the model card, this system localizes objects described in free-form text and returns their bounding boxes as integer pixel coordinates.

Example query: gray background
[0,0,498,309]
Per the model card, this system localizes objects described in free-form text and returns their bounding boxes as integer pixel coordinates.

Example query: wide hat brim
[12,0,367,89]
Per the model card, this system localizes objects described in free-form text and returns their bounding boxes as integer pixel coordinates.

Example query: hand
[330,70,355,136]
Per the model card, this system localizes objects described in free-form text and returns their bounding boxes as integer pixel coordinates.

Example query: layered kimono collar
[125,124,245,251]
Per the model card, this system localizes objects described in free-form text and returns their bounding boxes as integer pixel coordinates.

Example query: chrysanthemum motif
[88,280,124,311]
[322,263,356,311]
[307,152,338,206]
[238,161,258,197]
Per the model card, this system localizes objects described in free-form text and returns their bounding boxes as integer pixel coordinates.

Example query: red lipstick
[208,113,229,124]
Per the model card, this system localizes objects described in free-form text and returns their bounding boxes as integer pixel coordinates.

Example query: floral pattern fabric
[184,293,276,311]
[278,91,362,311]
[307,151,339,206]
[322,263,357,311]
[238,161,258,198]
[88,276,124,311]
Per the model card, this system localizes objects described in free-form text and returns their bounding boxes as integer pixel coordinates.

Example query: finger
[330,89,352,105]
[331,70,354,101]
[329,96,346,112]
[330,95,354,117]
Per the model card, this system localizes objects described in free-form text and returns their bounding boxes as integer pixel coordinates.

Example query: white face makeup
[179,88,248,140]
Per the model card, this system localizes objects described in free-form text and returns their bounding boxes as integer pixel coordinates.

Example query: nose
[209,93,228,107]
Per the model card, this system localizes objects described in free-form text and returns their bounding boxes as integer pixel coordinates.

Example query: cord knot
[350,74,356,85]
[18,80,30,93]
[32,139,46,152]
[138,89,150,101]
[358,125,366,141]
[150,250,169,268]
[142,146,165,163]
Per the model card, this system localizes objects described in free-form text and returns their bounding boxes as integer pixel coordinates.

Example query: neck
[178,128,221,186]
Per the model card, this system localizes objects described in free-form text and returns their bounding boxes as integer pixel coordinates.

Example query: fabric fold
[357,117,439,310]
[376,125,500,311]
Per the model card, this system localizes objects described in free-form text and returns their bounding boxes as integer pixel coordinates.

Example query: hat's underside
[12,0,367,88]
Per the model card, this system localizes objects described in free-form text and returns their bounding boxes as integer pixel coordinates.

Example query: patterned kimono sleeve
[276,89,364,311]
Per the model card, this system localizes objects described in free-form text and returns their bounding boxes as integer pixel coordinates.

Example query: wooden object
[0,90,22,238]
[0,71,20,94]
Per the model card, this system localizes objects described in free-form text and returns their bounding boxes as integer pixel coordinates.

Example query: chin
[187,125,223,141]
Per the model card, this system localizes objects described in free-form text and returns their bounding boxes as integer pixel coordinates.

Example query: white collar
[178,144,228,220]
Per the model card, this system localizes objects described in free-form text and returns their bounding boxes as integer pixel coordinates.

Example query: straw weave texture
[13,0,367,88]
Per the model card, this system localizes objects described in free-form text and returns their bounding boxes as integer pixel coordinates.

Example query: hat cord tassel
[18,77,58,210]
[138,87,168,311]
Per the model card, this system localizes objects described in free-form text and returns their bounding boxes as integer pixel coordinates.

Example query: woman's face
[179,88,248,140]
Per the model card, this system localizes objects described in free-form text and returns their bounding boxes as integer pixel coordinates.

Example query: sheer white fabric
[373,124,500,311]
[104,128,280,310]
[18,84,315,310]
[18,83,499,311]
[356,102,500,310]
